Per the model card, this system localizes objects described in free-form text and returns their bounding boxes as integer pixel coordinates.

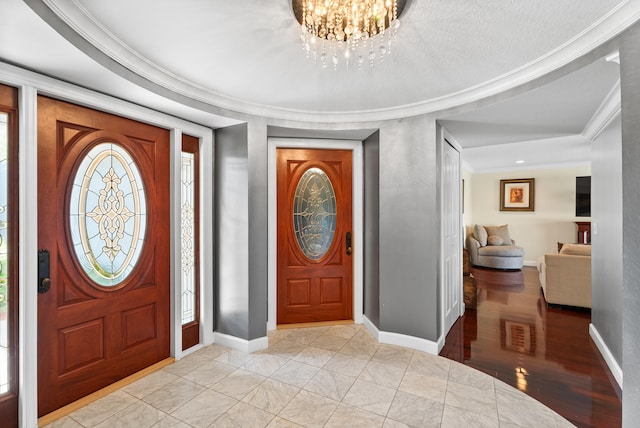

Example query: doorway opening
[267,138,363,330]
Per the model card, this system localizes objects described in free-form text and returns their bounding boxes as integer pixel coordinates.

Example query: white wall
[462,168,473,234]
[466,165,591,264]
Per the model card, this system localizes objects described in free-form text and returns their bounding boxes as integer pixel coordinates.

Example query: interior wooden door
[37,97,170,416]
[277,148,353,324]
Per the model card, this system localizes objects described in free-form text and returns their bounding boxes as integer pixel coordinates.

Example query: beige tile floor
[45,325,574,427]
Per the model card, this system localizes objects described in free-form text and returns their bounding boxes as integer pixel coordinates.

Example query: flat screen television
[576,176,591,217]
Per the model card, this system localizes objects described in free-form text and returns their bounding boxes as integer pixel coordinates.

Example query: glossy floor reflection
[45,322,573,427]
[440,266,622,428]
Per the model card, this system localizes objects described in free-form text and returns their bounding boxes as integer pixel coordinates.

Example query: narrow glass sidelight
[293,167,337,260]
[0,112,9,394]
[180,151,196,325]
[181,136,200,350]
[69,142,146,287]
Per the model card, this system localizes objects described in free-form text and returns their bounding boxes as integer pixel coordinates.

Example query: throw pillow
[484,225,511,246]
[487,235,504,246]
[473,225,488,247]
[559,243,591,256]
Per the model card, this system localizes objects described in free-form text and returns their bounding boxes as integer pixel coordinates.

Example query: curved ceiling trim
[33,0,640,123]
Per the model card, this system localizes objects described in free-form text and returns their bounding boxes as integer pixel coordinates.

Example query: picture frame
[500,178,535,211]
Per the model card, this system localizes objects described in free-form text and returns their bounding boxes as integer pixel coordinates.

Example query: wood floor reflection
[440,266,622,428]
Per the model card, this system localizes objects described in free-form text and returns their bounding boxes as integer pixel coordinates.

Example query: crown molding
[461,133,593,174]
[468,159,592,175]
[0,61,217,136]
[461,159,475,174]
[582,78,621,141]
[27,0,640,124]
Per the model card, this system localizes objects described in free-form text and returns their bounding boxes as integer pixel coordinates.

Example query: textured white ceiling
[440,57,620,148]
[72,0,625,113]
[0,0,634,171]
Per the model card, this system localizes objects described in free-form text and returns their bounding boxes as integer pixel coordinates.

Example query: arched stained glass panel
[293,167,336,260]
[69,142,146,287]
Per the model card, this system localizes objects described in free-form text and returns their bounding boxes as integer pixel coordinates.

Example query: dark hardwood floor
[440,266,622,428]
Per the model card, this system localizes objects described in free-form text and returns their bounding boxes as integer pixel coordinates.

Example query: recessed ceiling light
[516,160,525,164]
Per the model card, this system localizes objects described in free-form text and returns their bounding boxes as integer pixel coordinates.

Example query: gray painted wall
[214,123,250,339]
[364,131,381,326]
[215,115,444,344]
[247,119,269,340]
[591,116,623,365]
[620,23,640,427]
[379,115,440,341]
[215,120,270,341]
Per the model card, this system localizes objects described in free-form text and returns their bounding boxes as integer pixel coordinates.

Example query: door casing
[0,62,214,427]
[440,129,463,339]
[267,138,363,331]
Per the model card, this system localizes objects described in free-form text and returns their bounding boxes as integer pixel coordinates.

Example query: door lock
[38,249,51,294]
[346,232,352,256]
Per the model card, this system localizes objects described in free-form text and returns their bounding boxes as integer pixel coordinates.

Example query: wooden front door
[277,149,353,324]
[37,97,170,416]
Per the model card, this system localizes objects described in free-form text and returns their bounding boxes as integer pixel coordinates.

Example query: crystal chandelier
[294,0,404,69]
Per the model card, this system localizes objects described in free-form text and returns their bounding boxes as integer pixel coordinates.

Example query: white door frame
[267,138,363,330]
[1,62,214,426]
[440,128,464,341]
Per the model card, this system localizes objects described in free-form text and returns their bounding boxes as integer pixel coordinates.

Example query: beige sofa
[537,243,591,308]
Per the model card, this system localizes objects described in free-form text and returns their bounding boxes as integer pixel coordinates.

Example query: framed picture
[500,178,535,211]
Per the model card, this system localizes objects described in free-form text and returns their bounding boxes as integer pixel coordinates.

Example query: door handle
[346,232,352,256]
[38,249,51,294]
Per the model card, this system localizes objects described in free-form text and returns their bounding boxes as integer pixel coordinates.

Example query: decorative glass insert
[293,167,337,260]
[69,142,146,287]
[0,113,9,393]
[181,152,196,324]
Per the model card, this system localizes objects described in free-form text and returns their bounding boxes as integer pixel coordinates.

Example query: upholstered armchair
[466,224,524,270]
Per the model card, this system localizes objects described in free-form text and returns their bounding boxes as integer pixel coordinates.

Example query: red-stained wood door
[37,97,170,416]
[277,149,353,324]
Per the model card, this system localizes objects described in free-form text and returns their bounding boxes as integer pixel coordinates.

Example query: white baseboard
[213,332,269,354]
[362,315,442,355]
[589,323,623,389]
[523,260,537,267]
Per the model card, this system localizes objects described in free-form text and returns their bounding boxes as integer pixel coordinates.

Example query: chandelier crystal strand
[298,0,400,70]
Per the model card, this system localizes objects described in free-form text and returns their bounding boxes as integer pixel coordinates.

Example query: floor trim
[363,315,441,355]
[589,323,623,389]
[38,357,175,427]
[213,332,269,354]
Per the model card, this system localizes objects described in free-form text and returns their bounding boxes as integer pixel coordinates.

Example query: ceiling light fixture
[293,0,405,70]
[516,160,525,164]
